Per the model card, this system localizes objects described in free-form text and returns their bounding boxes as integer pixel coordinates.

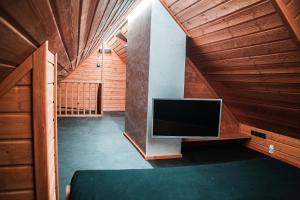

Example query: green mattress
[70,157,300,200]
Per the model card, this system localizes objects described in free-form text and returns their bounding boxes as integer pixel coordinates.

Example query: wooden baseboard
[123,132,182,160]
[123,132,147,158]
[145,154,182,160]
[240,124,300,168]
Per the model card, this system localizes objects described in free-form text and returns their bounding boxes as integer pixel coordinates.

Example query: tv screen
[152,99,222,138]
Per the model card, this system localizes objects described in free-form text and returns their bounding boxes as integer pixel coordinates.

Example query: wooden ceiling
[0,0,139,80]
[107,22,128,63]
[162,0,300,138]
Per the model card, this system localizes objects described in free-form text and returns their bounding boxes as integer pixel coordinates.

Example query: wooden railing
[57,81,102,117]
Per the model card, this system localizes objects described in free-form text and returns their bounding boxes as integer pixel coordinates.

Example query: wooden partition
[58,81,102,117]
[0,41,58,200]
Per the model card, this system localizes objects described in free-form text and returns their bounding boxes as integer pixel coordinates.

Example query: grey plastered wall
[125,0,152,153]
[146,0,186,156]
[125,0,186,156]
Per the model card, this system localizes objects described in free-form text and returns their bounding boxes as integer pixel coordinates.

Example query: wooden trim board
[33,41,50,199]
[124,132,182,160]
[54,53,59,200]
[0,55,32,97]
[240,123,300,168]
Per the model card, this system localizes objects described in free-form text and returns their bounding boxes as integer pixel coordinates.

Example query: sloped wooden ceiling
[0,0,139,81]
[107,22,128,63]
[162,0,300,138]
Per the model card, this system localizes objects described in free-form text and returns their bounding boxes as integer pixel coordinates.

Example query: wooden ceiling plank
[211,80,300,93]
[76,0,99,67]
[83,0,129,59]
[0,19,35,65]
[0,8,38,49]
[197,51,300,67]
[206,73,300,84]
[164,0,179,7]
[0,0,72,70]
[189,0,276,38]
[226,101,300,129]
[49,0,80,69]
[217,90,300,110]
[169,0,199,15]
[191,26,290,54]
[79,0,111,61]
[88,0,138,56]
[203,63,300,75]
[193,39,298,61]
[184,0,264,30]
[176,0,228,22]
[190,13,284,47]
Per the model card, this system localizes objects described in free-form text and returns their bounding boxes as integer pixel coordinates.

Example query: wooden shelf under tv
[183,134,250,142]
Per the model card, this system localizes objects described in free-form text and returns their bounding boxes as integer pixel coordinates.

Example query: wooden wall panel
[61,49,126,112]
[0,140,32,165]
[0,57,34,199]
[184,59,240,138]
[0,190,34,200]
[0,86,31,112]
[163,0,300,139]
[0,166,34,191]
[240,124,300,168]
[0,42,58,199]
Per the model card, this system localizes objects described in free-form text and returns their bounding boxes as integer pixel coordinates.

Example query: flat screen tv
[152,98,222,138]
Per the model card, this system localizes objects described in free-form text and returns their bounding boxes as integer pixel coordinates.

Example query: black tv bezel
[151,98,222,139]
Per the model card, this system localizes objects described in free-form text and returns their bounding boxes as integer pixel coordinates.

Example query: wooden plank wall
[0,42,58,199]
[162,0,300,139]
[240,124,300,168]
[0,70,34,199]
[61,49,126,112]
[184,59,240,138]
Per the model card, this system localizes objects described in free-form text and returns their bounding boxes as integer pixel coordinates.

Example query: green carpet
[70,157,300,200]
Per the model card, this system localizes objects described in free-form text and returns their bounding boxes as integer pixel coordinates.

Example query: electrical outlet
[251,130,266,139]
[269,144,275,154]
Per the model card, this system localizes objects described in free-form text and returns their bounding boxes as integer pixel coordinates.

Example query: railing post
[83,83,85,115]
[59,84,62,115]
[71,83,74,115]
[65,83,68,115]
[77,83,79,115]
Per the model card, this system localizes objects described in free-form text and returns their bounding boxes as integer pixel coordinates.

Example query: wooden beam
[33,41,50,200]
[115,31,127,44]
[0,55,32,98]
[275,0,300,41]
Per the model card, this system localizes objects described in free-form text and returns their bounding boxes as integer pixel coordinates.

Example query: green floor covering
[70,157,300,200]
